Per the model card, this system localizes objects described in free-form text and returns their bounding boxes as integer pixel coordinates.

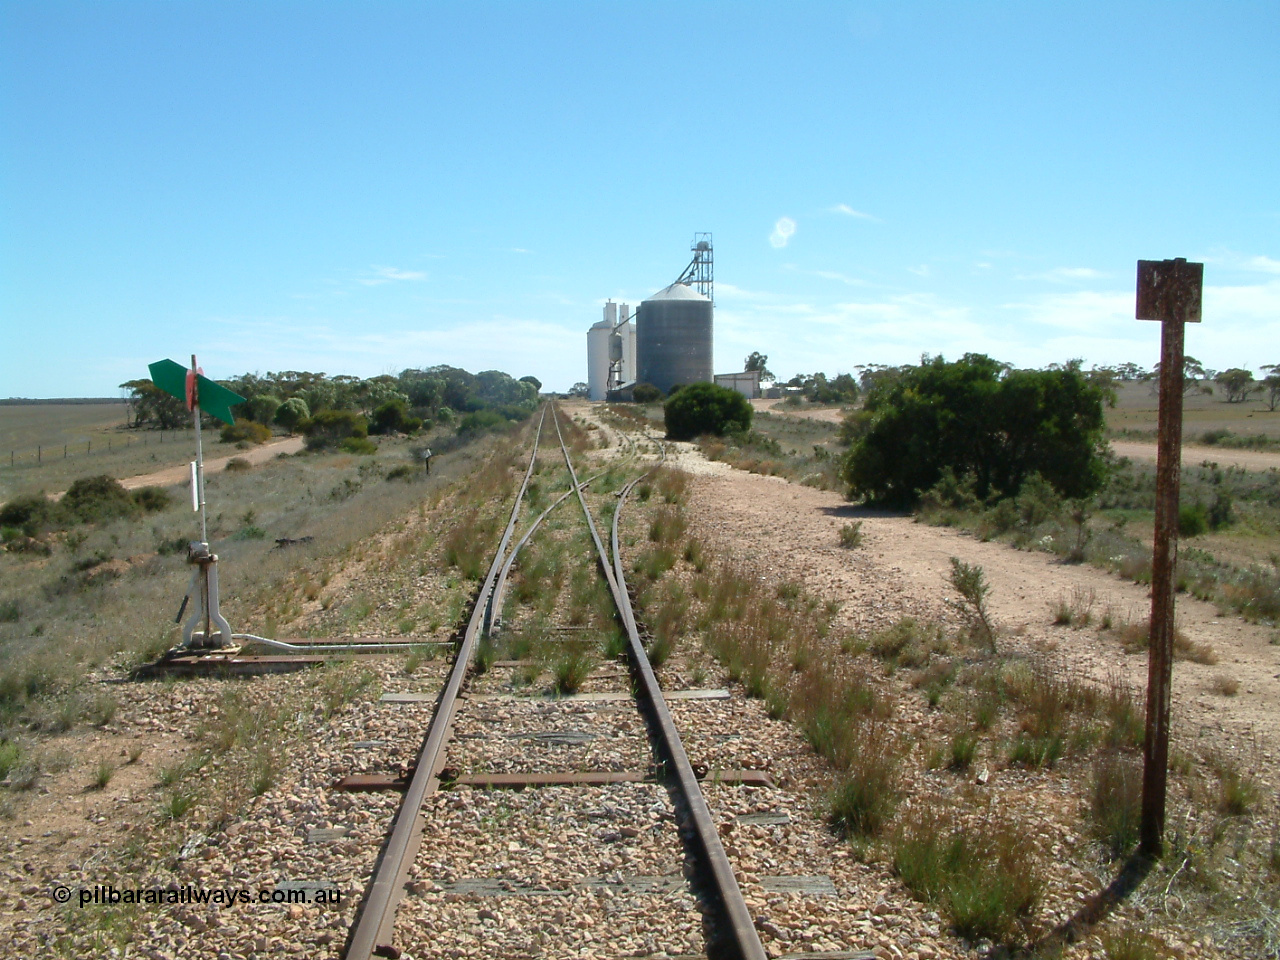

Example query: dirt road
[117,436,305,490]
[1111,439,1280,472]
[664,438,1280,763]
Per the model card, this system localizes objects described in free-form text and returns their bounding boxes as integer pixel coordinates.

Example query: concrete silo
[587,317,613,401]
[636,282,713,395]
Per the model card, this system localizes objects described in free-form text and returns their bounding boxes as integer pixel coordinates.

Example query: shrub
[663,382,752,440]
[370,398,422,435]
[838,521,863,548]
[1178,503,1208,537]
[131,487,170,512]
[948,558,996,649]
[843,354,1108,507]
[456,409,509,435]
[0,494,56,535]
[303,409,368,450]
[62,475,139,524]
[339,436,378,455]
[219,420,272,444]
[224,457,252,473]
[632,382,663,404]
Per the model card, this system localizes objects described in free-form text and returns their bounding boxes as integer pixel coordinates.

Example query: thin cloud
[831,203,879,221]
[907,264,930,277]
[769,217,796,249]
[1243,255,1280,274]
[782,265,867,287]
[1006,289,1133,332]
[357,266,428,286]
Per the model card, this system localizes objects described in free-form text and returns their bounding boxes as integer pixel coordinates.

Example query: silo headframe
[674,232,713,302]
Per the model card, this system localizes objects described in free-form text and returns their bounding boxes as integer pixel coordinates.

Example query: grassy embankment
[0,415,532,793]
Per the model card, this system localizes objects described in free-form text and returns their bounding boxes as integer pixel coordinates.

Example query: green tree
[519,375,542,392]
[303,410,368,450]
[664,382,752,440]
[247,393,282,425]
[370,399,422,435]
[568,382,590,398]
[744,351,774,380]
[842,354,1108,507]
[1214,368,1258,403]
[274,397,310,435]
[119,379,188,430]
[1261,364,1280,412]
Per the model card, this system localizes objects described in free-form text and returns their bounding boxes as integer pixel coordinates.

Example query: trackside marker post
[1135,257,1203,858]
[148,356,245,649]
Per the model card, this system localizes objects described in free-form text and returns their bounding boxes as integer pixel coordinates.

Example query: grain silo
[587,313,614,402]
[636,282,713,395]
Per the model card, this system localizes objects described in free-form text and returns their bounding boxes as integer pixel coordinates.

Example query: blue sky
[2,1,1277,397]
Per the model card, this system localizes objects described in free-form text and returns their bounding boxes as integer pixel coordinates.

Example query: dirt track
[116,436,305,491]
[1110,439,1280,472]
[662,439,1280,765]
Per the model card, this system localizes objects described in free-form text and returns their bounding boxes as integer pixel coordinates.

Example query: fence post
[38,445,41,463]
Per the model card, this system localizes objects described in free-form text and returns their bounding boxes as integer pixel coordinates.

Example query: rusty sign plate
[1136,258,1203,323]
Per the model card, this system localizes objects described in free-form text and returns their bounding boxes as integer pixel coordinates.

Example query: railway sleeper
[331,767,774,791]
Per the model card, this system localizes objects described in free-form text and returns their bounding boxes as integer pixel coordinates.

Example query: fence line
[4,428,196,471]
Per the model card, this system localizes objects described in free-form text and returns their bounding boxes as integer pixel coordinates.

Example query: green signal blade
[146,359,246,425]
[148,359,189,403]
[195,375,245,425]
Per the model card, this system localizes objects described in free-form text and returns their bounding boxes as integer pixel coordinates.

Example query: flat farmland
[0,402,203,501]
[1108,380,1280,440]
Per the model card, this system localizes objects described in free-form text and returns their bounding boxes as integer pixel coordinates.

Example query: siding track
[343,403,766,960]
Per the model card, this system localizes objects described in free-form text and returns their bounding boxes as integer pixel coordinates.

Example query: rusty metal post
[1135,258,1203,858]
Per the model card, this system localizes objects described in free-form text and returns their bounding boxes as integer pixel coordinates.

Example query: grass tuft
[892,810,1042,945]
[1090,752,1142,859]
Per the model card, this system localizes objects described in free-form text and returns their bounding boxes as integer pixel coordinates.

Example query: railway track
[342,402,768,960]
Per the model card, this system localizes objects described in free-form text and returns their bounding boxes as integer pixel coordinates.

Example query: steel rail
[344,405,547,960]
[562,413,767,960]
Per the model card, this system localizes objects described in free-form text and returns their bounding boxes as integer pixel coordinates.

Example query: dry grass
[1212,673,1240,696]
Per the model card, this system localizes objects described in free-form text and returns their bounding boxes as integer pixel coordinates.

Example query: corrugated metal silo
[636,282,713,395]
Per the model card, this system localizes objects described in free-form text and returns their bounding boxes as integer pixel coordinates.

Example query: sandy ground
[750,398,848,423]
[663,437,1280,763]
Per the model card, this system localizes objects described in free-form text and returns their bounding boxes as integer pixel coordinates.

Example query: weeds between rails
[343,404,766,960]
[619,463,1278,956]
